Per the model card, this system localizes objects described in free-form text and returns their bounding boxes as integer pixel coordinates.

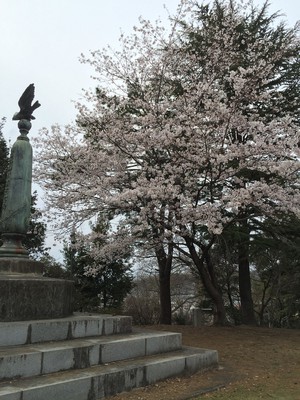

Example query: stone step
[0,346,218,400]
[0,314,132,346]
[0,330,182,381]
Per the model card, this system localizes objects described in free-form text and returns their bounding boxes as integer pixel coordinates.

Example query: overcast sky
[0,0,299,141]
[0,0,299,259]
[0,0,181,142]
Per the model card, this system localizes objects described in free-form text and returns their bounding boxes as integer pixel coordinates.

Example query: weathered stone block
[0,350,42,380]
[0,321,28,346]
[0,275,73,321]
[101,337,145,363]
[30,320,70,343]
[22,376,92,400]
[0,258,43,275]
[70,316,103,338]
[185,348,218,371]
[146,358,186,384]
[145,332,182,355]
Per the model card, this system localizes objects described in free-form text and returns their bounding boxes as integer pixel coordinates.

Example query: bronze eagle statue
[12,83,41,120]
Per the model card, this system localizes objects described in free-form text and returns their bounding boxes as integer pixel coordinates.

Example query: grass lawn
[109,324,300,400]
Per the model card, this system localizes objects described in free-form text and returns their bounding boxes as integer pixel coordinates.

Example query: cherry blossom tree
[34,0,300,325]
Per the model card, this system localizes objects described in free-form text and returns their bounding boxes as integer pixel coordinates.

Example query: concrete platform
[0,275,73,321]
[0,314,218,399]
[0,331,182,380]
[0,347,218,400]
[0,314,132,346]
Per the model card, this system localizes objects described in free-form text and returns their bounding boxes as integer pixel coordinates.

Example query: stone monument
[0,86,218,400]
[0,84,73,321]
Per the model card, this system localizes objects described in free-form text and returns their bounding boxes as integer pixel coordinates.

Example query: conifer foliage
[63,219,133,312]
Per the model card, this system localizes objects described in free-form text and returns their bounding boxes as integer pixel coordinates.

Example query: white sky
[0,0,299,260]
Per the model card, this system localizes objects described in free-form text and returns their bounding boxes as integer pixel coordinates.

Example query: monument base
[0,275,74,321]
[0,233,30,258]
[0,257,43,275]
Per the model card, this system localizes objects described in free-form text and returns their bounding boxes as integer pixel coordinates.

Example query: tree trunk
[226,274,239,325]
[159,268,172,324]
[213,292,227,325]
[238,219,256,325]
[185,238,227,325]
[155,242,173,325]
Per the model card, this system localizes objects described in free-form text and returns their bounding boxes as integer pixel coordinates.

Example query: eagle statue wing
[18,84,35,109]
[12,83,41,120]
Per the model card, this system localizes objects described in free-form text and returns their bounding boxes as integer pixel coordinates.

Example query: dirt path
[108,325,300,400]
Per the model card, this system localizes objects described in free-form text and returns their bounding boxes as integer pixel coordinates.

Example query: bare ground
[108,324,300,400]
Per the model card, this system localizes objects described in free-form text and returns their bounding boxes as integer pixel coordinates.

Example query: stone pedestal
[0,258,74,322]
[0,257,43,275]
[192,308,203,327]
[0,275,74,322]
[0,91,74,323]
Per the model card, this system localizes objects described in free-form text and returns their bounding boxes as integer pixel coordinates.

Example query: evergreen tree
[251,215,300,328]
[41,253,67,279]
[24,191,48,259]
[63,219,133,312]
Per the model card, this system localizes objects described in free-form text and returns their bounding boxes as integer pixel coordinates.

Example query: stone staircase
[0,314,218,399]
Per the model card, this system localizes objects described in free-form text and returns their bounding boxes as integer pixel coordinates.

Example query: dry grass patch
[108,325,300,400]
